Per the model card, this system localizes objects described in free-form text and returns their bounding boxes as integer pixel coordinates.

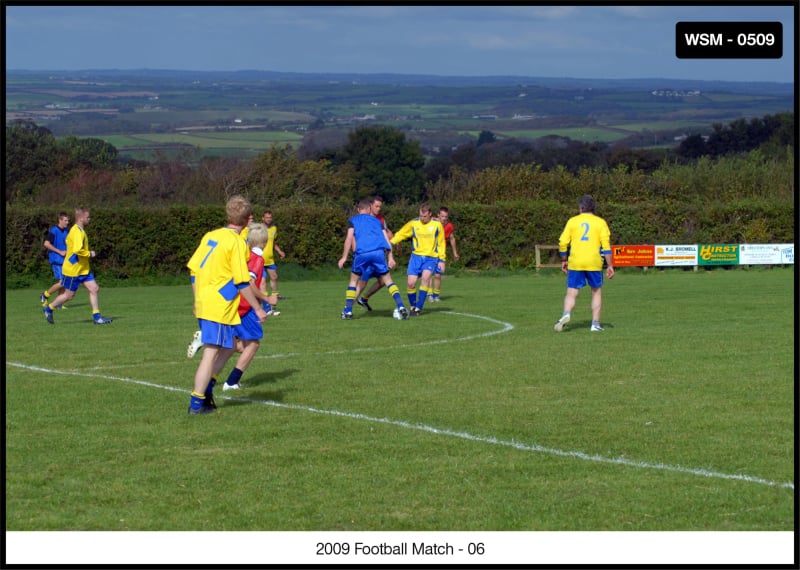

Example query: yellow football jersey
[187,227,251,325]
[391,218,446,260]
[558,213,611,271]
[62,224,92,277]
[262,225,278,265]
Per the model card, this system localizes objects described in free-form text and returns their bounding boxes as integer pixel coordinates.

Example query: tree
[450,143,477,172]
[297,128,349,161]
[607,146,665,173]
[758,112,795,160]
[5,120,62,202]
[476,130,497,147]
[702,114,790,157]
[677,134,707,160]
[424,155,454,182]
[244,144,357,206]
[308,117,326,131]
[60,136,119,169]
[335,125,426,203]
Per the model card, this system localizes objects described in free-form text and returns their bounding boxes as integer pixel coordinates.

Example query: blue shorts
[360,264,388,283]
[407,254,440,276]
[351,249,389,280]
[51,263,64,281]
[197,319,236,349]
[233,309,264,341]
[61,272,96,292]
[566,270,603,289]
[262,264,278,279]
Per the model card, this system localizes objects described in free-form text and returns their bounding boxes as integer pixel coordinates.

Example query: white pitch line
[255,311,515,359]
[6,360,794,491]
[78,311,514,370]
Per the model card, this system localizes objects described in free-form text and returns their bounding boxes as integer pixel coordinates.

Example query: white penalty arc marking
[7,361,794,491]
[78,311,515,370]
[255,310,515,360]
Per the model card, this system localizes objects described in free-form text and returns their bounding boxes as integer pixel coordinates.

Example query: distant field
[701,93,778,102]
[604,120,710,132]
[7,70,792,157]
[328,103,473,118]
[492,128,629,143]
[95,130,303,159]
[132,108,315,124]
[126,132,302,147]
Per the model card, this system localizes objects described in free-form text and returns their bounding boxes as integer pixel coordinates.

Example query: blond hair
[247,222,269,249]
[226,195,253,226]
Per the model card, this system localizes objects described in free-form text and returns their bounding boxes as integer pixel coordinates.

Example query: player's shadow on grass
[225,388,292,406]
[361,309,405,318]
[222,369,298,406]
[245,368,298,388]
[558,320,614,332]
[435,294,463,302]
[48,314,123,325]
[418,304,448,314]
[360,304,453,318]
[56,302,87,309]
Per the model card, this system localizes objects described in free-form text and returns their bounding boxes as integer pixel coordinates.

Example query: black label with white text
[676,22,782,59]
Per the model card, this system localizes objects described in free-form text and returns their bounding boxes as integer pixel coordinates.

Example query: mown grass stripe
[7,360,792,491]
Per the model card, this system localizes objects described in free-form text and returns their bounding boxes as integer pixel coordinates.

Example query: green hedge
[6,199,793,287]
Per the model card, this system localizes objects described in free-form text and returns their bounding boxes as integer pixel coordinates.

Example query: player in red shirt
[430,206,459,302]
[220,222,278,390]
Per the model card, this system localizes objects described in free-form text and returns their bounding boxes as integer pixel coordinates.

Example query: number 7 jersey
[187,227,252,324]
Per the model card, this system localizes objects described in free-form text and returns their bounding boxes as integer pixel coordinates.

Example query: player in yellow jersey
[389,203,446,316]
[186,195,268,414]
[259,209,285,315]
[554,194,614,332]
[42,207,112,325]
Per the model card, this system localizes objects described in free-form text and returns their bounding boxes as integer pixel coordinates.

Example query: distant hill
[7,68,793,96]
[6,68,793,157]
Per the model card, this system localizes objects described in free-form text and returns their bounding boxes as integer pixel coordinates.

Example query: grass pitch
[5,268,794,541]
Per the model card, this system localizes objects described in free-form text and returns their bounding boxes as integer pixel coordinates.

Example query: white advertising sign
[739,244,783,264]
[778,243,794,264]
[654,245,698,266]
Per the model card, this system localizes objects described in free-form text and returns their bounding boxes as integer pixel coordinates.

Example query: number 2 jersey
[558,212,611,271]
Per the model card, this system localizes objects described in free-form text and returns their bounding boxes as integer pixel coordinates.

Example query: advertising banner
[612,245,654,267]
[739,244,784,264]
[654,245,698,266]
[778,243,794,264]
[552,243,791,268]
[698,244,740,266]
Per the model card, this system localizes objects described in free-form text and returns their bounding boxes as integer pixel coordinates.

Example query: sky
[4,4,796,83]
